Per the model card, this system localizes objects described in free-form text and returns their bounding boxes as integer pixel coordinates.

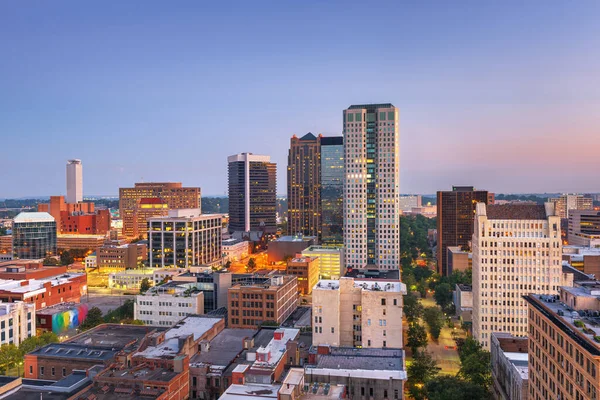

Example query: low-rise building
[300,246,345,279]
[278,367,346,400]
[0,235,12,255]
[286,256,319,295]
[312,277,405,348]
[562,245,600,276]
[447,246,472,274]
[305,346,406,400]
[223,238,251,262]
[0,272,87,310]
[84,252,96,269]
[135,281,205,326]
[97,241,147,272]
[491,332,528,400]
[268,235,316,263]
[0,302,35,345]
[56,233,105,251]
[36,302,88,335]
[228,275,298,329]
[453,284,473,325]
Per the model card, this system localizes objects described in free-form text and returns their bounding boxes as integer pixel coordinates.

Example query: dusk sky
[1,1,599,198]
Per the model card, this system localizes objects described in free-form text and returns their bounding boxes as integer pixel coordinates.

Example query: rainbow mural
[51,304,89,334]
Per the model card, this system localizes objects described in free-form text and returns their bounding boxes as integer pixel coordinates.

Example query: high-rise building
[287,133,321,238]
[568,209,600,246]
[66,159,83,204]
[228,153,277,235]
[148,209,222,268]
[119,182,201,238]
[472,203,563,350]
[12,212,57,259]
[320,136,344,245]
[343,104,399,270]
[38,195,110,235]
[312,277,406,348]
[436,186,493,276]
[399,195,422,213]
[132,198,169,238]
[301,245,345,279]
[549,193,593,219]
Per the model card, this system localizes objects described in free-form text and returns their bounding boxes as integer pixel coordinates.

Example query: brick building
[286,256,319,295]
[38,195,110,235]
[97,241,147,272]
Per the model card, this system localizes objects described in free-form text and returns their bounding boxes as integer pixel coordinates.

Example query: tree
[423,306,444,340]
[403,293,424,323]
[433,282,453,313]
[224,260,232,269]
[80,307,103,331]
[18,337,41,356]
[407,350,440,400]
[0,344,20,374]
[42,257,59,266]
[139,278,151,294]
[246,258,257,272]
[407,323,428,354]
[39,332,59,346]
[60,250,74,266]
[425,376,488,400]
[459,349,492,390]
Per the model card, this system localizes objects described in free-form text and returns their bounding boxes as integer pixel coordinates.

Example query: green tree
[407,350,440,400]
[224,260,232,269]
[80,307,103,331]
[433,282,454,312]
[246,258,257,272]
[39,332,59,346]
[403,293,424,323]
[423,306,444,340]
[459,349,492,390]
[42,257,59,266]
[60,250,74,266]
[18,336,41,356]
[426,376,488,400]
[139,278,151,294]
[407,323,428,354]
[0,344,20,374]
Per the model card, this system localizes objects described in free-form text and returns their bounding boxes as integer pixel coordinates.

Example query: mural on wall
[51,304,89,334]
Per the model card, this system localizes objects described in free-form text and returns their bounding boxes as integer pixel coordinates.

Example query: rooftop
[344,269,400,280]
[563,246,600,257]
[505,352,529,380]
[275,235,316,242]
[314,278,405,293]
[14,212,55,223]
[189,328,256,368]
[457,284,472,292]
[485,204,548,220]
[562,261,594,282]
[219,383,280,400]
[347,103,394,110]
[97,364,179,383]
[36,302,84,316]
[252,328,299,370]
[28,343,118,360]
[302,246,343,253]
[0,273,84,296]
[67,324,154,350]
[308,347,406,380]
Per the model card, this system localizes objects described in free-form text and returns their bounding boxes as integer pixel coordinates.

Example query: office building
[267,235,316,263]
[343,104,399,270]
[286,256,319,295]
[228,275,298,329]
[399,195,422,213]
[228,153,277,236]
[222,238,251,262]
[135,282,205,326]
[437,186,493,276]
[524,285,600,400]
[549,193,593,219]
[568,209,600,246]
[38,196,110,235]
[490,332,528,400]
[56,234,105,251]
[472,203,563,349]
[66,159,83,204]
[12,212,57,260]
[36,302,88,335]
[301,245,345,279]
[132,197,169,238]
[320,136,344,246]
[0,302,35,345]
[148,209,222,268]
[453,284,473,325]
[447,246,472,275]
[97,241,147,272]
[312,277,405,348]
[119,182,201,238]
[562,246,600,276]
[287,133,321,238]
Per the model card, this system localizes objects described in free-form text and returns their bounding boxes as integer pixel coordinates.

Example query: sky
[1,1,600,198]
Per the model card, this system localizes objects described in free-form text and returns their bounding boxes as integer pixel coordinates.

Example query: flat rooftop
[219,383,281,400]
[275,235,316,242]
[190,328,256,368]
[97,365,179,383]
[505,352,529,380]
[253,328,299,370]
[67,324,154,350]
[72,384,166,400]
[36,302,83,315]
[314,279,406,293]
[303,246,342,253]
[29,343,117,361]
[14,212,54,223]
[344,269,400,280]
[0,273,84,295]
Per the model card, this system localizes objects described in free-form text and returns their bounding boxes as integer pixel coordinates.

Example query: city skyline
[2,1,600,197]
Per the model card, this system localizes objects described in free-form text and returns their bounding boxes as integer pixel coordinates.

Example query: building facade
[399,195,422,213]
[66,159,83,204]
[37,195,110,235]
[301,245,345,279]
[228,153,277,235]
[119,182,201,238]
[320,136,344,246]
[286,256,319,295]
[135,282,204,326]
[549,193,593,219]
[0,302,35,346]
[343,104,399,270]
[472,203,563,349]
[568,209,600,247]
[312,277,405,349]
[148,209,222,268]
[132,197,169,238]
[97,241,147,272]
[222,238,250,262]
[490,332,528,400]
[436,186,493,276]
[228,275,298,329]
[12,212,57,260]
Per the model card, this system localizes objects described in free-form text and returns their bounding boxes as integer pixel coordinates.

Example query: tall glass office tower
[320,136,344,245]
[12,212,57,259]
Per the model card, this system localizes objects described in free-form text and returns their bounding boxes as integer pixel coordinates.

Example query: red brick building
[38,195,111,235]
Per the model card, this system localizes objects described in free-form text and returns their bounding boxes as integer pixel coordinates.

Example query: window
[62,368,66,377]
[40,366,44,376]
[29,366,32,374]
[51,367,55,376]
[393,299,397,306]
[368,339,371,346]
[361,387,365,396]
[381,298,386,306]
[370,388,374,396]
[331,327,335,333]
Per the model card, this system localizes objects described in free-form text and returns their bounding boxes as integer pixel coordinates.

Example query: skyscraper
[320,136,344,245]
[343,104,399,270]
[549,193,593,219]
[287,133,321,238]
[12,212,57,259]
[66,159,83,203]
[436,186,493,276]
[228,153,277,236]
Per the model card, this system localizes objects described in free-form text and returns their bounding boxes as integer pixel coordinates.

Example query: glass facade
[320,137,344,245]
[13,219,57,260]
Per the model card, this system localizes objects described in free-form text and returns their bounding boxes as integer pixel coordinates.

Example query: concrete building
[171,268,244,312]
[66,159,83,204]
[447,245,472,274]
[399,195,421,213]
[472,203,563,349]
[268,235,316,263]
[222,238,251,262]
[563,245,600,276]
[549,193,593,219]
[56,233,105,251]
[568,209,600,246]
[301,245,345,279]
[320,136,344,246]
[0,235,11,255]
[132,197,169,238]
[453,284,473,325]
[35,302,87,335]
[108,268,156,289]
[524,286,600,400]
[437,186,493,276]
[228,275,298,329]
[490,332,528,400]
[97,241,147,272]
[84,252,96,269]
[306,346,406,400]
[135,280,205,326]
[286,256,319,295]
[12,212,57,260]
[148,209,223,268]
[0,302,35,345]
[312,277,406,348]
[38,195,110,235]
[228,153,277,236]
[119,182,201,238]
[279,368,346,400]
[343,104,399,271]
